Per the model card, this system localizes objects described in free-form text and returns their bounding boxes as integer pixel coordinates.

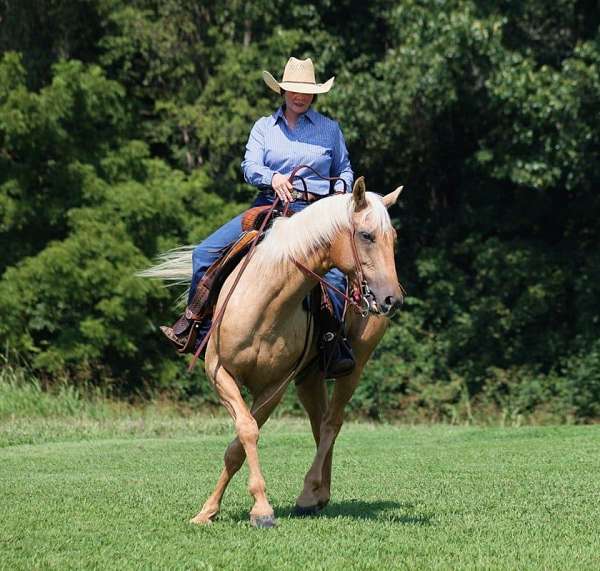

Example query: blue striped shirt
[241,106,354,195]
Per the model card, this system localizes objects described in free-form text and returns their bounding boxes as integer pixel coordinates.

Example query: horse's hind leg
[296,369,361,512]
[191,369,280,527]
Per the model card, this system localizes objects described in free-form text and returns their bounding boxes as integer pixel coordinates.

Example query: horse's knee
[236,416,259,446]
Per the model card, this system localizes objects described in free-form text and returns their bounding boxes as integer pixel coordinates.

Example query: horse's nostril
[385,295,402,309]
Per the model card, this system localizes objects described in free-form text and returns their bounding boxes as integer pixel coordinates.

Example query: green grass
[1,415,599,570]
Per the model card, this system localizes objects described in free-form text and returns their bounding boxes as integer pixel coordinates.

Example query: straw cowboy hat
[262,57,335,95]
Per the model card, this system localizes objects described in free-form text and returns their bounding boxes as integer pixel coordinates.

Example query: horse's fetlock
[248,477,266,497]
[304,474,322,490]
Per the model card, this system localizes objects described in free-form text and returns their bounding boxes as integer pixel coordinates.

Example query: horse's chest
[218,313,310,385]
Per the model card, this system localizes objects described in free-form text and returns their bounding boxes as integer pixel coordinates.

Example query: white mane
[138,192,393,295]
[254,192,393,267]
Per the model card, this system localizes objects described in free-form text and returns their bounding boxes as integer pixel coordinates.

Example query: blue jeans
[188,193,347,320]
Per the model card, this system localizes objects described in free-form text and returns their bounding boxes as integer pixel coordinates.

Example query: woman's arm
[331,124,354,193]
[241,118,276,188]
[241,117,294,202]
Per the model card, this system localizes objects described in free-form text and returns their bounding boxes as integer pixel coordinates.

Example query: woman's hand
[271,173,294,202]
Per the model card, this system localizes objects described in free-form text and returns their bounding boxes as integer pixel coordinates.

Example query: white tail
[136,246,194,287]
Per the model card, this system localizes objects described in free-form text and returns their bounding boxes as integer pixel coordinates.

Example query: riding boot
[320,329,356,378]
[317,303,355,378]
[161,276,212,353]
[161,229,263,355]
[160,309,203,354]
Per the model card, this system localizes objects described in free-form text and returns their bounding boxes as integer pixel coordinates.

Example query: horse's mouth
[350,277,403,317]
[368,290,404,317]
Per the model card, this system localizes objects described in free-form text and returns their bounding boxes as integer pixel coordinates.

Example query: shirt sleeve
[241,118,276,188]
[330,123,354,193]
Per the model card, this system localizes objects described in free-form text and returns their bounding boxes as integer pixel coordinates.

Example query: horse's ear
[382,186,404,209]
[352,176,368,211]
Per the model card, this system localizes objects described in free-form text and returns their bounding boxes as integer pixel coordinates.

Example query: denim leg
[324,267,347,321]
[188,213,244,304]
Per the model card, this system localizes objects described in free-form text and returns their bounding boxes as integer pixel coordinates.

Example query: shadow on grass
[276,500,433,525]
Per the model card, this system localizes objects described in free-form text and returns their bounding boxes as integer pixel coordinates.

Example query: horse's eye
[359,231,374,243]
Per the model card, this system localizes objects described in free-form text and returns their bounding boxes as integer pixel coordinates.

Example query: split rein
[188,165,371,372]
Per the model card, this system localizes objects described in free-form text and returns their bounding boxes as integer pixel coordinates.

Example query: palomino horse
[147,178,403,527]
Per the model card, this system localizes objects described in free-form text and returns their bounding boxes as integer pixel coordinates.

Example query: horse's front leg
[296,367,330,509]
[190,384,282,526]
[295,368,361,512]
[199,363,276,528]
[190,435,245,525]
[296,317,387,513]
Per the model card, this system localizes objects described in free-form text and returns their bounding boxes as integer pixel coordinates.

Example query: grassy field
[1,408,599,570]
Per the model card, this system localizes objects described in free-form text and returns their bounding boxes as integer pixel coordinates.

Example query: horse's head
[330,177,404,317]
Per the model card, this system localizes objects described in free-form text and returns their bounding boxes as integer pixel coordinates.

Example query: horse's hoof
[250,514,277,529]
[294,504,322,517]
[190,512,216,525]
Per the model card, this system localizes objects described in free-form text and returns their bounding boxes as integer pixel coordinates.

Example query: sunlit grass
[1,411,599,570]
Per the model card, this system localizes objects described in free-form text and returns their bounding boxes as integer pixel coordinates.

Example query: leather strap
[287,164,348,201]
[293,229,369,317]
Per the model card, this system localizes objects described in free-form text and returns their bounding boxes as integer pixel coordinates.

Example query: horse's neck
[252,249,331,312]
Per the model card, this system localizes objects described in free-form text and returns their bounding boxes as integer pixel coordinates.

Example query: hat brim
[262,71,334,94]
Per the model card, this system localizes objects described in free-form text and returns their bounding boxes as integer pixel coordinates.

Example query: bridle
[292,227,379,319]
[286,165,382,318]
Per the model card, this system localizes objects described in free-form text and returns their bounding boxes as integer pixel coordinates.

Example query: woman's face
[284,90,314,114]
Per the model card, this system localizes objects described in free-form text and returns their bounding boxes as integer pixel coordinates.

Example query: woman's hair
[280,89,318,105]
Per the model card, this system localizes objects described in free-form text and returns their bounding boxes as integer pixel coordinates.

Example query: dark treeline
[1,0,599,422]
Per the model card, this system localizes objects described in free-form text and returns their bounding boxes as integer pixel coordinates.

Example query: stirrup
[160,325,186,350]
[160,319,201,354]
[320,333,355,378]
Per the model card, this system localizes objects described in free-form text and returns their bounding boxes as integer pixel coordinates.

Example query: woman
[162,57,355,375]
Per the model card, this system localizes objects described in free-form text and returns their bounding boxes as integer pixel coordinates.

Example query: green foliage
[1,0,599,421]
[561,340,600,419]
[0,52,128,269]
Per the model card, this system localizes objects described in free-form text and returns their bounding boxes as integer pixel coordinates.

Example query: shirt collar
[304,107,318,124]
[272,105,317,126]
[272,106,285,125]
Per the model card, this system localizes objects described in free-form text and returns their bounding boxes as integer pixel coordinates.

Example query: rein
[288,164,348,198]
[292,231,371,318]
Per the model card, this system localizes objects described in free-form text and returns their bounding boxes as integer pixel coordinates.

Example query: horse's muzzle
[379,294,403,317]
